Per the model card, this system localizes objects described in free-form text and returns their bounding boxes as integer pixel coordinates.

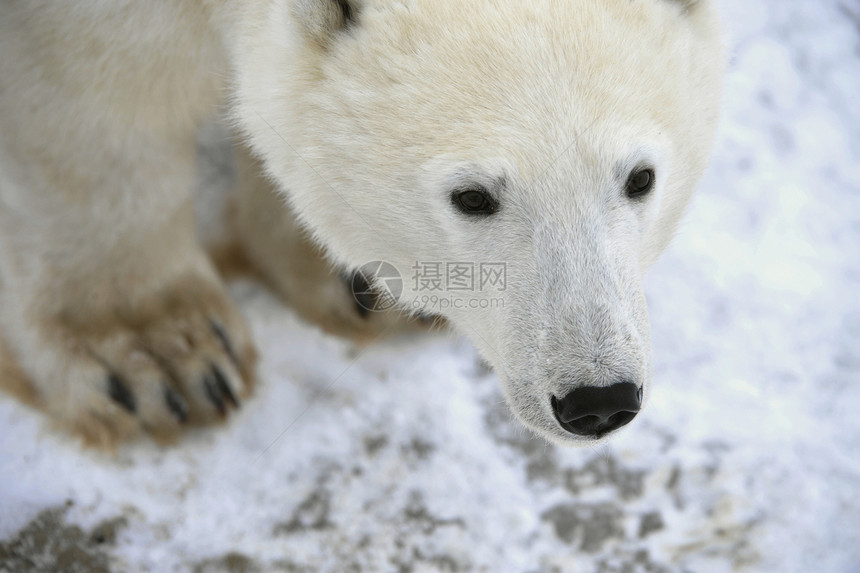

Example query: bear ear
[291,0,356,48]
[669,0,702,14]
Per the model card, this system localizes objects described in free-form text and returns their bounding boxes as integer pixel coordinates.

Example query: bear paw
[11,277,256,450]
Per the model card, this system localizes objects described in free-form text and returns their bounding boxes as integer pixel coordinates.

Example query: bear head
[233,0,723,444]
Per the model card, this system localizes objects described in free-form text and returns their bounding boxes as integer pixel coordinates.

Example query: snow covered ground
[2,0,860,571]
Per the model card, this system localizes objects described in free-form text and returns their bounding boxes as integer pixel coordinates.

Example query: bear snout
[550,382,642,439]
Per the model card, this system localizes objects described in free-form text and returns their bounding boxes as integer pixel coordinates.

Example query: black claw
[107,375,136,413]
[202,374,226,416]
[211,320,240,369]
[210,364,239,409]
[164,385,189,423]
[348,271,375,319]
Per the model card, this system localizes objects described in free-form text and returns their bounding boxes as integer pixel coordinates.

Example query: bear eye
[626,168,655,198]
[452,187,498,216]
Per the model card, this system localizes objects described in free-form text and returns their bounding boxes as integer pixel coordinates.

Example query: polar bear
[0,0,722,448]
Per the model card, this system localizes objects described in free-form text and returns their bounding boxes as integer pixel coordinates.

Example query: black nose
[551,382,642,438]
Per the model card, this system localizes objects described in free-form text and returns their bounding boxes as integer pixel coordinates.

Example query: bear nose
[551,382,642,438]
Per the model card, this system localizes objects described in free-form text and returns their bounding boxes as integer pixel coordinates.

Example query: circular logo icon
[351,261,402,312]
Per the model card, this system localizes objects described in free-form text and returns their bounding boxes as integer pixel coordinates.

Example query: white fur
[0,0,723,446]
[231,0,724,443]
